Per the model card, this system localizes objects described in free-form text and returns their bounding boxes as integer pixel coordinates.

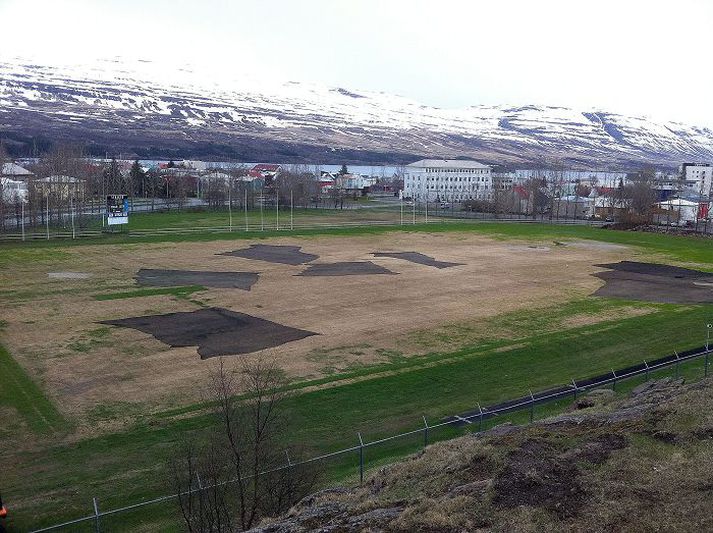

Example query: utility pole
[244,188,248,231]
[276,189,279,230]
[290,189,294,230]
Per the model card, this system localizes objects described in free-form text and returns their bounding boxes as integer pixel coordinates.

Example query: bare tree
[170,360,318,532]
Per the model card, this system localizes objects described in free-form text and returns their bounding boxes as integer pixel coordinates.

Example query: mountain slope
[1,58,712,166]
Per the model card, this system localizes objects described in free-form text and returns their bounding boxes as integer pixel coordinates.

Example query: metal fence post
[477,403,483,432]
[644,360,650,381]
[92,497,101,533]
[706,351,710,378]
[422,416,429,448]
[529,389,535,423]
[611,369,617,391]
[674,351,680,378]
[357,432,364,485]
[571,379,578,400]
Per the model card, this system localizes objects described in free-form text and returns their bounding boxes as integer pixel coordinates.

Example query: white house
[1,162,33,180]
[404,159,493,202]
[656,198,708,223]
[680,163,713,198]
[0,177,28,202]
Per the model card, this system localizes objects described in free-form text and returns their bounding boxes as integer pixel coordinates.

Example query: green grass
[94,285,206,301]
[0,343,65,434]
[3,220,712,267]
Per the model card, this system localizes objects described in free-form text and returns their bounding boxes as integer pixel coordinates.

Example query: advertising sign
[107,194,129,225]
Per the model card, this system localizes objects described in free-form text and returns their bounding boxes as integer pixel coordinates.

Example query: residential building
[404,159,493,202]
[1,162,34,180]
[679,163,713,198]
[0,178,28,202]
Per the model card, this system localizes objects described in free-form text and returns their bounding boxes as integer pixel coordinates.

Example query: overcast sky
[1,0,712,125]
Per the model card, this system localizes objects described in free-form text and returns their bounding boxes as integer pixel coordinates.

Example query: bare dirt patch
[592,261,713,304]
[219,244,318,265]
[136,268,259,290]
[101,307,317,358]
[297,261,396,276]
[372,251,463,269]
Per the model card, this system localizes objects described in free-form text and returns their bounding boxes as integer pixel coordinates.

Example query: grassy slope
[0,343,65,434]
[2,222,713,529]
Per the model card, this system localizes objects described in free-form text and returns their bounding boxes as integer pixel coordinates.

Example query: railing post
[93,497,101,533]
[285,449,292,467]
[477,403,483,432]
[422,416,429,448]
[571,379,578,400]
[357,432,364,485]
[611,369,617,391]
[529,389,535,423]
[644,360,650,381]
[706,351,710,378]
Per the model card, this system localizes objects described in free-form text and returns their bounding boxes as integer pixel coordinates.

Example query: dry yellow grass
[0,232,632,426]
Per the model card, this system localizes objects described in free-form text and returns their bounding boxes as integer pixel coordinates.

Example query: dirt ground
[0,232,637,424]
[593,261,713,303]
[136,268,259,290]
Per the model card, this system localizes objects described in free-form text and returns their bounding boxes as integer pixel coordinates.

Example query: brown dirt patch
[372,251,463,269]
[592,261,713,303]
[136,268,259,290]
[297,261,396,276]
[101,307,317,358]
[219,244,318,265]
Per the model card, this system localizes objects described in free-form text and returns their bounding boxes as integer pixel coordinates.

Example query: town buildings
[403,159,493,202]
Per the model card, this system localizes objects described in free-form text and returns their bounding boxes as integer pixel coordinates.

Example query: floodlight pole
[260,188,264,231]
[276,189,279,231]
[290,189,294,230]
[228,179,232,231]
[400,195,403,225]
[244,188,248,231]
[46,193,50,240]
[707,324,711,352]
[71,195,76,239]
[21,200,25,241]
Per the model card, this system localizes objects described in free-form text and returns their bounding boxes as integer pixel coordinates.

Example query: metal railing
[28,343,712,532]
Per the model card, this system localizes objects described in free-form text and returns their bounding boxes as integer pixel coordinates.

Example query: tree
[170,360,318,532]
[129,160,146,197]
[339,164,348,176]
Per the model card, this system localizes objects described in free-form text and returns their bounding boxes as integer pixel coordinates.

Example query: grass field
[1,220,713,530]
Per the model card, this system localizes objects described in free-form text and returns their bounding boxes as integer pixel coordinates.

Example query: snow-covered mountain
[1,57,712,167]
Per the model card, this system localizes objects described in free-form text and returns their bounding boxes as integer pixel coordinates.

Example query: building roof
[251,164,281,172]
[36,175,85,183]
[1,162,33,177]
[407,159,491,169]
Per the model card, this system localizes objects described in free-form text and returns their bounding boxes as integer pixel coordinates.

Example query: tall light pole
[228,178,232,231]
[707,323,712,351]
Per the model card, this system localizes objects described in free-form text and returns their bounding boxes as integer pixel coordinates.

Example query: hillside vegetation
[253,377,713,532]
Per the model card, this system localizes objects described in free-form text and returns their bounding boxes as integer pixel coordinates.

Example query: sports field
[1,221,712,530]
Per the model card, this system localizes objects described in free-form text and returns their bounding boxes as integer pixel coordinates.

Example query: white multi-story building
[403,159,492,202]
[680,163,713,198]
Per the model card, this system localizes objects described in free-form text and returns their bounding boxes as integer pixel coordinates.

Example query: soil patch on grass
[101,307,317,358]
[592,261,713,303]
[372,251,463,269]
[220,244,318,265]
[136,269,259,291]
[297,261,396,276]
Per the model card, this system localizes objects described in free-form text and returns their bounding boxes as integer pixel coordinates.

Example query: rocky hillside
[252,378,713,532]
[1,58,713,166]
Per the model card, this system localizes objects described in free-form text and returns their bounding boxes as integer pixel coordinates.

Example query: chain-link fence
[24,343,712,533]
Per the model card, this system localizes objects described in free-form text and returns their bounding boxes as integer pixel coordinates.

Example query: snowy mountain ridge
[1,57,712,167]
